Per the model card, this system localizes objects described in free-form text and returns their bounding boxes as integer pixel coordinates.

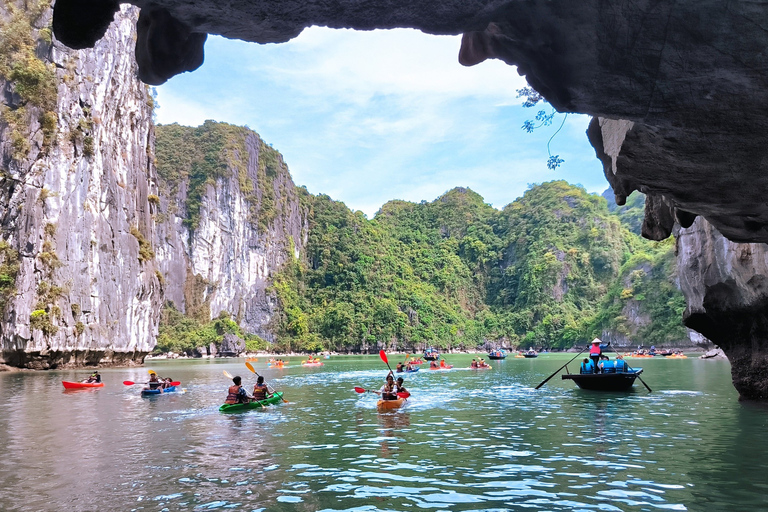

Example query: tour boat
[562,369,643,391]
[488,349,507,360]
[423,348,439,361]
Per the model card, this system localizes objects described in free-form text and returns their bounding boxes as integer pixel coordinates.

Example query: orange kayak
[377,397,406,410]
[62,381,104,389]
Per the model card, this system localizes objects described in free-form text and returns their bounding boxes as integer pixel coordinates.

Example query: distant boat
[423,347,439,361]
[523,350,538,358]
[488,349,507,360]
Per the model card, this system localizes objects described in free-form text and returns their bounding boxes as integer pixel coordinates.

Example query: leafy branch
[516,87,567,170]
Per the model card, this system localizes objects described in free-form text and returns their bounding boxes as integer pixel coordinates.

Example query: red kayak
[62,381,104,389]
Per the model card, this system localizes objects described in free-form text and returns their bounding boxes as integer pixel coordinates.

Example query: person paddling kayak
[144,371,163,392]
[82,371,101,383]
[252,375,272,401]
[225,376,252,404]
[379,372,398,401]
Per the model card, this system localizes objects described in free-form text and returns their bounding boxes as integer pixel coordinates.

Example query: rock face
[153,122,308,341]
[677,218,768,399]
[0,5,161,368]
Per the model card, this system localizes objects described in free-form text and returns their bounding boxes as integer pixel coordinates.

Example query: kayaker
[395,377,410,398]
[82,371,100,383]
[396,362,404,372]
[161,377,173,389]
[471,359,478,368]
[225,376,252,404]
[379,373,398,400]
[252,375,272,401]
[146,371,163,390]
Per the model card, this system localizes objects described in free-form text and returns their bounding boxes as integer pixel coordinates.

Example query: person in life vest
[396,362,404,372]
[82,371,101,383]
[146,371,163,391]
[379,372,398,400]
[225,376,252,404]
[395,377,410,398]
[580,358,595,374]
[589,338,609,372]
[252,375,272,401]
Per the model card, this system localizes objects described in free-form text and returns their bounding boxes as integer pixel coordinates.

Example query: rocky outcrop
[677,218,768,399]
[0,5,161,368]
[154,123,308,341]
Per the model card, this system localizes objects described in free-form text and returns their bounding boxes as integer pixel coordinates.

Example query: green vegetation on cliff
[269,181,686,352]
[154,121,689,354]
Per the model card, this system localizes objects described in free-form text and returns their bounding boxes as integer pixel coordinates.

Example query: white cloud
[156,27,606,218]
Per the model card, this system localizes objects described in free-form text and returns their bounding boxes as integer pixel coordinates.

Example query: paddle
[354,387,409,399]
[379,350,393,373]
[534,347,587,389]
[245,361,289,403]
[123,380,180,386]
[604,344,652,392]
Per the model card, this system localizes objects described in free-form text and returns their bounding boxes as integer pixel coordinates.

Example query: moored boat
[377,397,406,410]
[141,385,177,396]
[219,392,284,412]
[62,381,104,389]
[562,369,643,391]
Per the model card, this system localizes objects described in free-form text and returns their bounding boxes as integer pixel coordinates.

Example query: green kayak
[218,392,284,413]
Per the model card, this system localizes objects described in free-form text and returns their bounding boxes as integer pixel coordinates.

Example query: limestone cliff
[0,4,161,368]
[153,122,308,345]
[677,218,768,399]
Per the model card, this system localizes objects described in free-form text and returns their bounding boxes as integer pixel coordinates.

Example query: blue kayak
[405,367,419,373]
[141,385,177,396]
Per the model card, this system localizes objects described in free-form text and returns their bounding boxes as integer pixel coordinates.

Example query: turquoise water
[1,354,767,511]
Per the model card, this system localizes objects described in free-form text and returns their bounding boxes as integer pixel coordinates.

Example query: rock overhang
[51,0,768,243]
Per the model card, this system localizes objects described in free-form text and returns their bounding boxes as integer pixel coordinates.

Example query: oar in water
[534,348,587,389]
[245,361,289,403]
[354,386,409,399]
[604,344,652,392]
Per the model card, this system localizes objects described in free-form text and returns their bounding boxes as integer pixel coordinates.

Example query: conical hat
[591,338,601,344]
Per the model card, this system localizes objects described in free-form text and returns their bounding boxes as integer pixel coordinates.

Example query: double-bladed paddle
[245,361,289,403]
[123,380,180,386]
[354,386,410,399]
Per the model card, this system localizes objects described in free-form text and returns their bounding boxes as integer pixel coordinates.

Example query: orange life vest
[226,385,242,404]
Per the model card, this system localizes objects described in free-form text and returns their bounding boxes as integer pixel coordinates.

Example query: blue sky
[155,28,608,217]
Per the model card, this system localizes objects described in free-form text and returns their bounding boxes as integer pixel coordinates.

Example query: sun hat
[591,338,601,344]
